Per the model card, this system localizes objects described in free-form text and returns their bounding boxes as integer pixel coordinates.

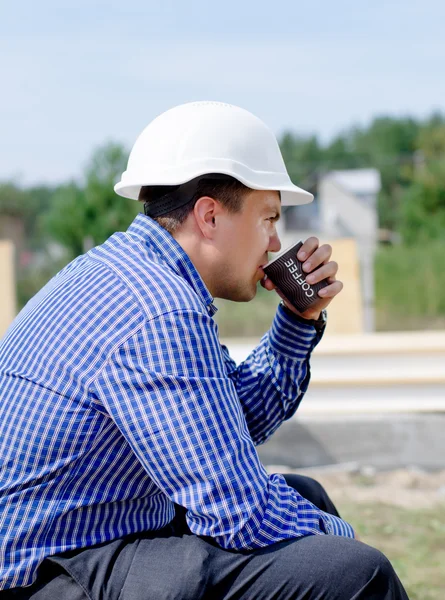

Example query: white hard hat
[114,101,313,206]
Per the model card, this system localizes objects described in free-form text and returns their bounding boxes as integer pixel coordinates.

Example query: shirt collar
[127,213,218,316]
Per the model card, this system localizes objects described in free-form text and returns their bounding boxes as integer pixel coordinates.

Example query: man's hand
[261,237,343,320]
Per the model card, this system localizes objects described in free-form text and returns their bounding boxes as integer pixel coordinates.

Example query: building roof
[329,169,381,196]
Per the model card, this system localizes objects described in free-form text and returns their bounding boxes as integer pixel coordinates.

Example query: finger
[301,244,333,273]
[297,237,320,262]
[305,261,338,285]
[303,244,332,273]
[318,280,344,298]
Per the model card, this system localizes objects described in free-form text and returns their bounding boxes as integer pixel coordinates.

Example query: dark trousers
[1,474,409,599]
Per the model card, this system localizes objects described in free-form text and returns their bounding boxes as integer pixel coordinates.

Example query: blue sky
[1,0,445,185]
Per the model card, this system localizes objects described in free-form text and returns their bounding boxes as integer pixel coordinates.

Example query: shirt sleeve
[221,302,325,446]
[92,308,354,550]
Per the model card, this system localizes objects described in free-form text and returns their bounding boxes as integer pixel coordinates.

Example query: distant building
[278,168,381,333]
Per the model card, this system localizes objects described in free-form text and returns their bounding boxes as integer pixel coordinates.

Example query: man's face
[213,189,282,302]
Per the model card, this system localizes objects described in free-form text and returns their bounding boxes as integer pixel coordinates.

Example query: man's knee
[358,543,404,595]
[349,539,393,576]
[249,535,403,599]
[311,537,402,597]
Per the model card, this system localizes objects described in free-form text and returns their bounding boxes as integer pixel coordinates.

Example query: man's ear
[193,196,220,239]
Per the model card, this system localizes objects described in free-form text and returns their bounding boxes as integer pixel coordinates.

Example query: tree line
[279,112,445,245]
[1,112,444,315]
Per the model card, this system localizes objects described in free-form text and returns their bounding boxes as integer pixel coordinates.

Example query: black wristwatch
[280,301,327,334]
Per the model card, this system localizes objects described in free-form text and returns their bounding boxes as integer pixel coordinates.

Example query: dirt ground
[266,465,445,509]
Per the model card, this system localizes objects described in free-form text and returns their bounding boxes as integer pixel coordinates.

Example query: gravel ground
[265,464,445,509]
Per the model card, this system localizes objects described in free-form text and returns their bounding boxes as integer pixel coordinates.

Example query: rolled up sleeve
[93,308,354,549]
[222,303,325,446]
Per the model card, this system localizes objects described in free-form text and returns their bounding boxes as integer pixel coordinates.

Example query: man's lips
[257,266,266,280]
[256,258,269,280]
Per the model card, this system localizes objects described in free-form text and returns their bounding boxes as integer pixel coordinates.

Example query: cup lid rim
[263,240,304,269]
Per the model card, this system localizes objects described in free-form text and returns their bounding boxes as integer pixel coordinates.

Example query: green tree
[45,142,139,259]
[279,133,323,190]
[399,123,445,245]
[323,134,361,171]
[351,117,420,231]
[25,184,57,250]
[0,182,28,218]
[279,116,423,233]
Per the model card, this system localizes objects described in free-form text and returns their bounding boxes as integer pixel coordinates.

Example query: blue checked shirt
[0,214,354,590]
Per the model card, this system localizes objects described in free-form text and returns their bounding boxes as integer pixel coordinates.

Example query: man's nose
[268,232,281,254]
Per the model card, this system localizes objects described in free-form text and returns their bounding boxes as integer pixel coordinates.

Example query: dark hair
[138,176,250,234]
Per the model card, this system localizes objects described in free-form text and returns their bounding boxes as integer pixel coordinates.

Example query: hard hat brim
[114,159,313,206]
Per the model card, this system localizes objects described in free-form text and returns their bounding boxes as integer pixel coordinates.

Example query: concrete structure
[278,168,381,333]
[257,414,445,471]
[0,241,16,338]
[225,330,445,470]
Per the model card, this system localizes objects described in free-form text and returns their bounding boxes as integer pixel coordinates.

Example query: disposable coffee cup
[263,241,330,313]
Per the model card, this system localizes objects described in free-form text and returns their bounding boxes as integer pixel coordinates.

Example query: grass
[340,503,445,599]
[375,240,445,331]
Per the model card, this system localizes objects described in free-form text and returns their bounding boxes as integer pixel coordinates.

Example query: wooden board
[0,241,16,338]
[319,237,363,334]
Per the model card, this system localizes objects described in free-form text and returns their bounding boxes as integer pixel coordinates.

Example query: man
[0,102,408,599]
